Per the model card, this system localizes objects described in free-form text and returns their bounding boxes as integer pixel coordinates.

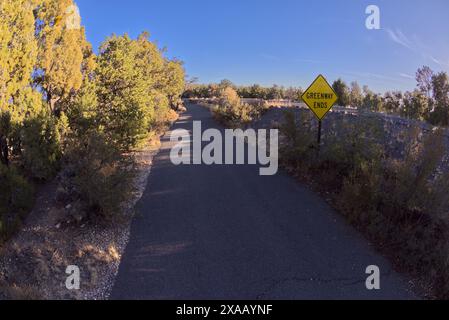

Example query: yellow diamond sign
[302,75,338,120]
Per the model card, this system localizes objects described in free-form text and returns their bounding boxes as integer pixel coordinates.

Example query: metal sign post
[301,75,339,154]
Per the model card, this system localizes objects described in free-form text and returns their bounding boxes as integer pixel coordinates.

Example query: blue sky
[76,0,449,93]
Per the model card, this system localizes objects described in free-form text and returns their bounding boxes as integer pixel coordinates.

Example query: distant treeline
[332,67,449,127]
[185,67,449,127]
[183,80,303,101]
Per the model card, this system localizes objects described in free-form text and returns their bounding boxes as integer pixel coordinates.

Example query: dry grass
[0,282,42,300]
[279,109,449,298]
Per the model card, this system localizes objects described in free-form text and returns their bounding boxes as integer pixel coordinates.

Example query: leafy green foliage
[96,33,185,151]
[428,72,449,126]
[96,34,152,150]
[279,110,316,174]
[184,82,303,101]
[62,130,135,221]
[189,66,449,128]
[402,90,429,120]
[0,2,185,233]
[332,79,350,106]
[20,112,66,180]
[0,164,34,242]
[33,0,88,113]
[349,82,363,108]
[360,87,384,112]
[280,112,449,297]
[0,0,37,111]
[212,87,268,127]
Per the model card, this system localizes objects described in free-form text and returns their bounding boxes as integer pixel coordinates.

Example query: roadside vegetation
[186,66,449,128]
[210,87,269,128]
[280,111,449,297]
[330,66,449,127]
[184,79,303,102]
[192,70,449,298]
[0,0,185,241]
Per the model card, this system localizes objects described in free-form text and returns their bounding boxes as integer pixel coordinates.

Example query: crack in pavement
[256,271,393,299]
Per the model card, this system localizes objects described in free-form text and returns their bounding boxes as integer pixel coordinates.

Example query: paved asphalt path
[110,103,415,300]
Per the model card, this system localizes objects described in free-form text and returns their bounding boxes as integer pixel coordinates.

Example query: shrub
[152,108,179,132]
[280,111,449,297]
[212,87,268,127]
[20,112,66,180]
[95,33,185,152]
[382,128,446,218]
[279,110,315,173]
[339,127,449,296]
[61,130,135,222]
[319,116,385,189]
[0,164,35,242]
[280,112,385,188]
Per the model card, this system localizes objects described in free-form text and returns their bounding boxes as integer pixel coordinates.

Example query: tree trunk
[47,90,61,115]
[0,135,9,167]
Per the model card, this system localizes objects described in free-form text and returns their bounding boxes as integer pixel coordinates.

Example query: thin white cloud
[399,73,414,79]
[430,56,449,68]
[342,71,413,88]
[385,28,449,70]
[385,28,413,50]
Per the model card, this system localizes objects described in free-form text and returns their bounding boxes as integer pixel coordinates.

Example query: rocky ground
[252,106,449,171]
[0,131,167,300]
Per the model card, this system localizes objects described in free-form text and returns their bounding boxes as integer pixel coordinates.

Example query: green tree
[402,90,428,120]
[21,111,65,179]
[0,0,39,166]
[34,0,89,114]
[161,60,185,109]
[429,72,449,126]
[332,79,350,106]
[96,34,150,150]
[96,33,179,150]
[383,91,403,114]
[267,85,283,100]
[0,0,37,109]
[219,79,235,90]
[416,66,434,98]
[284,87,303,101]
[249,84,266,99]
[361,87,383,112]
[349,81,363,108]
